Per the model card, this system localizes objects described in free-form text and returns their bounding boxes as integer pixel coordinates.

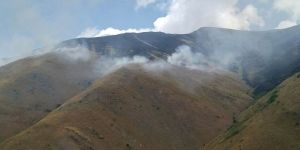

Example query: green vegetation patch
[267,90,278,104]
[297,74,300,78]
[222,122,245,142]
[221,115,246,142]
[253,91,268,100]
[220,89,280,143]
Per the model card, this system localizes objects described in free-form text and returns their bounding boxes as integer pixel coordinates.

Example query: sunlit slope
[205,72,300,150]
[0,53,96,142]
[1,65,252,150]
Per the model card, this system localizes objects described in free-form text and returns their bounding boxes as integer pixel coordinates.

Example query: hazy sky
[0,0,299,64]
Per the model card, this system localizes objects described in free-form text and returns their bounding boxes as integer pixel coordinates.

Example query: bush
[267,90,278,104]
[223,122,245,141]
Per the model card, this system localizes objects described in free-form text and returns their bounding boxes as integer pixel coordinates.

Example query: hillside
[0,25,299,150]
[0,53,97,142]
[204,72,300,150]
[0,65,252,150]
[60,25,300,94]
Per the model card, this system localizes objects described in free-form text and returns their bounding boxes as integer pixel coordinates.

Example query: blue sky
[0,0,299,64]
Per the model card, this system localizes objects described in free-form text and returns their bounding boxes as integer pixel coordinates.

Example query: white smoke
[55,46,94,62]
[167,45,211,70]
[143,60,171,72]
[46,44,217,79]
[93,55,149,76]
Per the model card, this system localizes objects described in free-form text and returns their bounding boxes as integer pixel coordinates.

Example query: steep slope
[58,32,195,59]
[192,26,300,95]
[1,65,252,150]
[0,53,97,142]
[60,25,300,94]
[1,25,300,150]
[205,72,300,150]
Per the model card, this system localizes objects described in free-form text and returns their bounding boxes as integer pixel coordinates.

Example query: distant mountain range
[0,25,299,150]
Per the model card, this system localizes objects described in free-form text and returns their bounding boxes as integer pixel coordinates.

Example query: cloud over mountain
[154,0,265,33]
[81,0,266,37]
[77,27,155,38]
[273,0,300,28]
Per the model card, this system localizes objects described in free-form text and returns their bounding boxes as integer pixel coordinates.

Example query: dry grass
[0,65,252,150]
[0,54,96,142]
[205,72,300,150]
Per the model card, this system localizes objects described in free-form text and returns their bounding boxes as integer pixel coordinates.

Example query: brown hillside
[0,65,252,150]
[205,72,300,150]
[0,53,97,142]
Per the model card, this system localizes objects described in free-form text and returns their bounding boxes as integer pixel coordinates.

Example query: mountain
[0,65,252,150]
[0,25,300,150]
[59,25,300,95]
[204,72,300,150]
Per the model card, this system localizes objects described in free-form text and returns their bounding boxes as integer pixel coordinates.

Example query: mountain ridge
[56,25,300,95]
[0,65,252,150]
[0,25,300,149]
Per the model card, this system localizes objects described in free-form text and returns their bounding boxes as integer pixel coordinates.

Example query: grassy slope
[0,54,96,142]
[205,72,300,150]
[0,65,252,150]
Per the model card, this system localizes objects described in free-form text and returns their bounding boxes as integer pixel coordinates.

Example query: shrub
[223,122,245,141]
[267,90,278,104]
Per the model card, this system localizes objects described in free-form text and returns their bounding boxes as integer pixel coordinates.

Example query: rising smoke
[167,45,211,70]
[52,44,215,79]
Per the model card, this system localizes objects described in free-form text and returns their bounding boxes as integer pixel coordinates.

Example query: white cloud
[135,0,157,9]
[273,0,299,29]
[273,0,300,22]
[155,1,171,11]
[79,1,265,38]
[274,0,300,20]
[153,0,265,34]
[77,27,155,38]
[276,20,297,29]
